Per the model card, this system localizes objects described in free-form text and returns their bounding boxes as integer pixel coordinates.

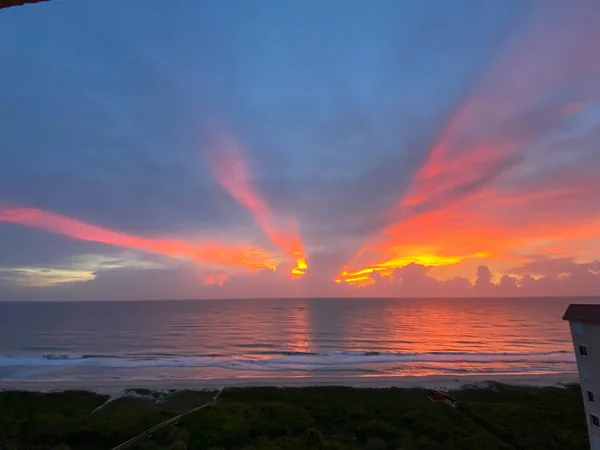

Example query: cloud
[3,256,600,300]
[357,261,600,298]
[337,1,600,284]
[509,257,600,278]
[0,251,166,287]
[205,134,308,276]
[1,1,600,300]
[0,205,278,270]
[397,1,600,216]
[0,267,96,287]
[474,265,495,295]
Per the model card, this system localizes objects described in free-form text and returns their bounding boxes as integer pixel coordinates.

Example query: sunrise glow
[0,206,278,271]
[1,0,600,299]
[334,4,600,289]
[207,135,309,277]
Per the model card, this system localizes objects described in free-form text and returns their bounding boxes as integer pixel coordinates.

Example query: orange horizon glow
[336,180,600,285]
[337,250,489,285]
[207,135,308,277]
[335,10,600,285]
[0,205,278,271]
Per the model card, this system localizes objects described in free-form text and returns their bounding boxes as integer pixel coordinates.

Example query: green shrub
[167,426,190,444]
[302,428,325,447]
[0,385,589,450]
[168,441,187,450]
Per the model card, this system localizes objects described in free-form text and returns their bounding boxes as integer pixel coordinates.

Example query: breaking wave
[0,350,576,371]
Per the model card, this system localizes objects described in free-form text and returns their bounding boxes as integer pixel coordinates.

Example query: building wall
[570,321,600,449]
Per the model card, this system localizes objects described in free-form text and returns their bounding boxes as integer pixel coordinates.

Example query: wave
[0,350,576,371]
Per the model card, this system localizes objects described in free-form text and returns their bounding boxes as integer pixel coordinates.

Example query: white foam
[0,350,576,372]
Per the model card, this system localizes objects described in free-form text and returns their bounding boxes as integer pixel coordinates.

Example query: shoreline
[0,372,578,395]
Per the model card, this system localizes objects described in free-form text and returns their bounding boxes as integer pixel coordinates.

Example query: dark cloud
[361,262,600,298]
[475,265,494,289]
[499,275,519,295]
[509,257,600,278]
[4,258,600,301]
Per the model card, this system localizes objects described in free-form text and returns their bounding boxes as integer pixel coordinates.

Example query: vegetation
[0,383,588,449]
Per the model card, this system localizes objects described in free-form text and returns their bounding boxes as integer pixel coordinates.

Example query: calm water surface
[0,297,590,382]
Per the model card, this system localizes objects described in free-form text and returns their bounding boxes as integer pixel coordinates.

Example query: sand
[0,372,579,395]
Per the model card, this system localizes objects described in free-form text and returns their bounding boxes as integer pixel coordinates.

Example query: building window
[580,345,588,357]
[573,322,585,335]
[591,414,600,428]
[588,391,595,402]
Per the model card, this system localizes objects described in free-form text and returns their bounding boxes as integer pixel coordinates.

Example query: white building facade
[563,304,600,450]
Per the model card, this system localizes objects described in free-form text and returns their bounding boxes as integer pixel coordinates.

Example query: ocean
[0,297,589,383]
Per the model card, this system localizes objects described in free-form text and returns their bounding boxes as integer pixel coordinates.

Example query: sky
[1,0,599,300]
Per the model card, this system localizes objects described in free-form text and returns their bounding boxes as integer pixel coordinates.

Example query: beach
[0,372,579,395]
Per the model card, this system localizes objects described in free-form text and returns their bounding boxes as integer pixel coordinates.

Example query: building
[563,304,600,450]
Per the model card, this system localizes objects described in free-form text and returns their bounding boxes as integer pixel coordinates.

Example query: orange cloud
[337,250,487,286]
[404,3,600,210]
[339,176,600,284]
[207,135,308,277]
[337,7,600,285]
[0,205,277,271]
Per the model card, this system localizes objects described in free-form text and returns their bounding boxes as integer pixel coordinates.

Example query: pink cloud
[205,134,308,277]
[0,205,278,271]
[337,2,600,285]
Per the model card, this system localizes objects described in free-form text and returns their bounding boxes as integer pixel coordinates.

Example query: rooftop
[0,1,49,10]
[562,304,600,324]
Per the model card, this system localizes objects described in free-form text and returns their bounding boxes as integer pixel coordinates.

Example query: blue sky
[1,0,600,300]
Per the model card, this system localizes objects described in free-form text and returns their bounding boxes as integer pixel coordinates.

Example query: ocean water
[0,297,589,383]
